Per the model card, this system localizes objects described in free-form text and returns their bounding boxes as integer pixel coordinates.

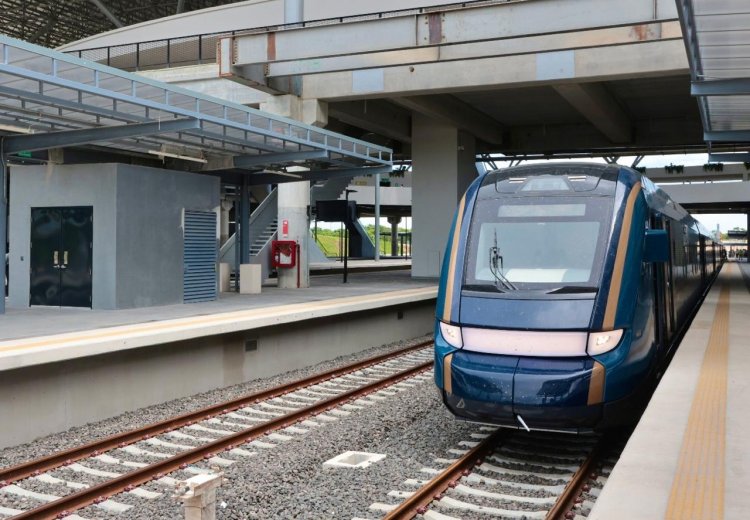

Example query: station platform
[0,268,434,371]
[590,261,750,520]
[310,258,411,275]
[0,268,437,448]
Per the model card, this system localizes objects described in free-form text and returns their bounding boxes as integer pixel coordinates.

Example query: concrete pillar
[278,181,310,288]
[284,0,303,23]
[219,198,233,246]
[747,212,749,262]
[374,173,381,260]
[260,95,327,128]
[0,156,5,314]
[411,113,476,278]
[261,94,327,289]
[388,216,401,257]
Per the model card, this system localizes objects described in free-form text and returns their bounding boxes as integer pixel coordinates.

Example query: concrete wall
[115,165,219,308]
[60,0,466,51]
[339,186,411,206]
[9,164,219,310]
[60,0,679,52]
[8,164,119,309]
[0,302,434,449]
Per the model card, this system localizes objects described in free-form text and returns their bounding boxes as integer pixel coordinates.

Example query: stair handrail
[248,187,278,231]
[219,187,278,264]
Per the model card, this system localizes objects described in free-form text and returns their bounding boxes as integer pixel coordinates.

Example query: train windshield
[464,196,613,294]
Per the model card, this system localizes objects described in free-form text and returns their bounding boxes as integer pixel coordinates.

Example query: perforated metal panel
[183,210,217,303]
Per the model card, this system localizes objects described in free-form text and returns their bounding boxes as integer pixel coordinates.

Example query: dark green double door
[30,207,93,307]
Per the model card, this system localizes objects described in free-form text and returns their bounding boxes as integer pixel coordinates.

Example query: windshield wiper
[489,230,517,291]
[545,286,598,294]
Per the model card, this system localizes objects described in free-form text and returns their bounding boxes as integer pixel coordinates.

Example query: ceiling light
[148,150,207,164]
[0,123,33,134]
[269,171,303,179]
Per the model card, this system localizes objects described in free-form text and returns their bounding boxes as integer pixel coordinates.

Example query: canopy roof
[0,34,392,183]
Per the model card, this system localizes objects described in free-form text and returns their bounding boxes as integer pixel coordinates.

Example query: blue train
[434,163,720,432]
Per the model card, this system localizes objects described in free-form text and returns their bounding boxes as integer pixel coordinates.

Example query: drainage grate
[323,451,386,469]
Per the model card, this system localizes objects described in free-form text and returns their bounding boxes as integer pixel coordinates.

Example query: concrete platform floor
[0,267,430,342]
[590,261,750,520]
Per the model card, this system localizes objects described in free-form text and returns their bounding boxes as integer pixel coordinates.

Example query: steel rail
[383,428,506,520]
[11,359,434,520]
[0,340,431,485]
[545,437,607,520]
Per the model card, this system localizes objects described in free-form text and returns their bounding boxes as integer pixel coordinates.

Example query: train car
[434,163,719,433]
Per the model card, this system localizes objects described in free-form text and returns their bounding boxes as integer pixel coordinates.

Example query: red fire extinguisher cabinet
[271,240,297,268]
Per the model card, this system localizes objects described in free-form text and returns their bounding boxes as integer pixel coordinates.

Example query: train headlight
[587,330,624,355]
[440,322,463,348]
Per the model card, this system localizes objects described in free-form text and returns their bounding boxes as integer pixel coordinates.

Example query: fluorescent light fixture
[148,150,207,164]
[269,171,303,179]
[0,123,33,134]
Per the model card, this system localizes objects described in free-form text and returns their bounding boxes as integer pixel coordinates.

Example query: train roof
[480,162,714,239]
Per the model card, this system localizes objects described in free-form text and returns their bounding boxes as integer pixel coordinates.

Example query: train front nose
[443,350,603,430]
[444,352,517,423]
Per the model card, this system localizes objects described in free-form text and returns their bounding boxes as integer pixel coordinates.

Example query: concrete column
[261,94,327,289]
[411,113,476,278]
[374,173,381,260]
[747,212,749,262]
[278,181,310,288]
[219,198,233,246]
[0,156,5,314]
[260,95,327,128]
[284,0,303,23]
[388,216,401,257]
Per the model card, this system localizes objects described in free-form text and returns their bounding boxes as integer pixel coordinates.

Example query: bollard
[176,471,225,520]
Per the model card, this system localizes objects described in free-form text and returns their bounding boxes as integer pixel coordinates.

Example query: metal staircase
[249,218,278,257]
[219,176,353,285]
[219,188,279,282]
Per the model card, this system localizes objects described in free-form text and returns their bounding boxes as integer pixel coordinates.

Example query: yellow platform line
[665,265,731,520]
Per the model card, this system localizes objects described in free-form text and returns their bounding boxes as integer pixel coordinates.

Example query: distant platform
[310,258,411,275]
[0,269,435,371]
[590,261,750,519]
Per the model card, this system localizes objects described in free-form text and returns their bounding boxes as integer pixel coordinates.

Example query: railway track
[375,427,624,520]
[0,341,434,519]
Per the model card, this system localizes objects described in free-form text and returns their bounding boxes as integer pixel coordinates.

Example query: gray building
[9,163,220,309]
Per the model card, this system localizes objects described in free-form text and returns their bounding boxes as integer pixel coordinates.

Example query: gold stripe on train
[442,195,467,322]
[443,353,454,394]
[587,361,606,405]
[603,183,642,330]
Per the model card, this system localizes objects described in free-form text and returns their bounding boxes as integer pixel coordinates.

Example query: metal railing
[66,0,516,71]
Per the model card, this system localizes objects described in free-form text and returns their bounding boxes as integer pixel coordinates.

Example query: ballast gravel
[72,365,479,520]
[1,334,483,519]
[0,335,431,470]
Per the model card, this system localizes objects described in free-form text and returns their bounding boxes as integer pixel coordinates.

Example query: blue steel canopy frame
[0,34,393,314]
[0,35,392,169]
[678,0,750,161]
